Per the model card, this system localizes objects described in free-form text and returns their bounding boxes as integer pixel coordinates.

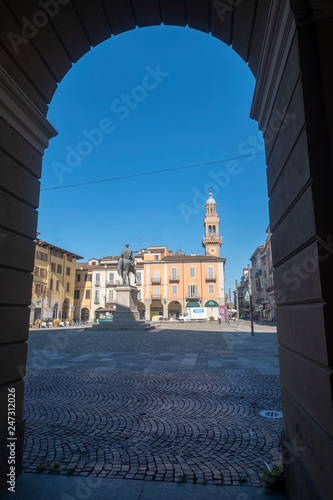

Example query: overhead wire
[41,152,265,192]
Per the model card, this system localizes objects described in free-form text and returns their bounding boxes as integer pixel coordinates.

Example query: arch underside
[0,0,272,115]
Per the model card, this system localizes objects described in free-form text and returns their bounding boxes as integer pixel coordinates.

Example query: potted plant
[209,316,215,321]
[53,319,61,327]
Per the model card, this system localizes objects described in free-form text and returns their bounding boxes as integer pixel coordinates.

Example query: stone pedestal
[113,285,140,323]
[88,285,155,331]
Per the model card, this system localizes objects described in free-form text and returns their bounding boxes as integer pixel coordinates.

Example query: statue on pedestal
[117,244,139,285]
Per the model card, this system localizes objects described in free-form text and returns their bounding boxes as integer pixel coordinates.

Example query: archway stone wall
[0,1,332,498]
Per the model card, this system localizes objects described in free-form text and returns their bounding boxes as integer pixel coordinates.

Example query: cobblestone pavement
[25,327,280,375]
[23,328,283,486]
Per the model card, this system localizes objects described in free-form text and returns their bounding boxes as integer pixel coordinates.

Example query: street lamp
[79,291,83,324]
[248,264,254,336]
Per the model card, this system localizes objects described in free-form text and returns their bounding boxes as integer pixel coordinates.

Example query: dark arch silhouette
[0,2,332,498]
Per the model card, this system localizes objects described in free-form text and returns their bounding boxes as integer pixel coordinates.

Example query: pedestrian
[218,315,221,325]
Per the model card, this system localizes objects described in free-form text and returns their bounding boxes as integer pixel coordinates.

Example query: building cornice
[0,67,57,154]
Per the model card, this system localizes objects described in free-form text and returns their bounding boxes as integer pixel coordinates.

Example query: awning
[187,301,200,307]
[205,300,219,307]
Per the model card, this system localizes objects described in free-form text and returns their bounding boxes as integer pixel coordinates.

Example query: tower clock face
[209,247,216,255]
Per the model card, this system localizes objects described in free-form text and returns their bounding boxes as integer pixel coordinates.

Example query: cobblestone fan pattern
[23,370,282,485]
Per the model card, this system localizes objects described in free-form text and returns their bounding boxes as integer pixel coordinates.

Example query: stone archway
[0,1,332,497]
[81,307,89,322]
[168,300,182,319]
[137,301,145,320]
[150,300,163,320]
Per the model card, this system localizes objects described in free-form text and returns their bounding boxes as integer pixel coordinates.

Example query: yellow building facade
[73,263,93,322]
[30,239,83,324]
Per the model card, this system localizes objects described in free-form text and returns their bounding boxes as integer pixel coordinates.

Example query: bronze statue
[118,244,138,285]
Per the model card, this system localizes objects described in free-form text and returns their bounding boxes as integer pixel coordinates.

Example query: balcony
[105,301,115,307]
[205,275,216,282]
[266,285,274,294]
[106,281,115,287]
[185,296,201,301]
[151,278,161,285]
[94,299,100,304]
[94,281,100,287]
[169,275,180,283]
[151,295,162,301]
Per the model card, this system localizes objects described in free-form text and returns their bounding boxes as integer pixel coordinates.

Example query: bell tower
[202,187,223,257]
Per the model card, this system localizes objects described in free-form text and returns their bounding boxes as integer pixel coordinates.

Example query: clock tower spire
[202,187,223,257]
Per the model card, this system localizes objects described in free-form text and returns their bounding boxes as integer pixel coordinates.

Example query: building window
[212,225,216,233]
[36,251,47,262]
[40,268,47,278]
[188,284,198,298]
[109,272,114,283]
[153,285,160,298]
[171,267,178,279]
[75,274,80,282]
[136,272,142,285]
[50,279,53,291]
[189,266,196,277]
[57,264,62,274]
[172,285,178,295]
[35,284,41,293]
[108,289,114,302]
[50,249,55,256]
[85,274,92,282]
[66,267,71,276]
[74,290,80,299]
[95,273,100,284]
[208,225,212,233]
[67,255,72,262]
[91,261,96,265]
[35,267,39,276]
[86,290,91,299]
[66,283,70,292]
[56,281,60,291]
[153,269,160,278]
[208,266,214,278]
[95,290,100,300]
[51,262,56,272]
[208,284,214,294]
[154,255,158,260]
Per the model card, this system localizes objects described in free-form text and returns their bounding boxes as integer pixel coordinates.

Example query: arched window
[213,225,216,233]
[209,225,212,233]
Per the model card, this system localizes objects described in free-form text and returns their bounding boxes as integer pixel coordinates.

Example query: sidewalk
[0,474,287,500]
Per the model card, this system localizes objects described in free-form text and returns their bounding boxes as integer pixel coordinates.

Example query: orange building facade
[140,190,226,320]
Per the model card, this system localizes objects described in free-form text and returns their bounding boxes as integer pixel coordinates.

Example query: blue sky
[39,25,269,294]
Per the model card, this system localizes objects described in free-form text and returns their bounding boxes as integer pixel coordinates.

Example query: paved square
[23,325,283,486]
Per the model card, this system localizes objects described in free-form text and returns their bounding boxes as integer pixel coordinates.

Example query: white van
[178,312,191,322]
